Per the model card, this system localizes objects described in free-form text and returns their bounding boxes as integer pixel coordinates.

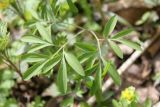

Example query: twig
[1,51,23,79]
[89,31,102,60]
[5,58,23,79]
[86,28,160,105]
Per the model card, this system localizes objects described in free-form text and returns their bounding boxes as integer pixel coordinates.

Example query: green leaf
[116,39,142,51]
[85,56,96,69]
[42,55,61,74]
[144,98,152,107]
[79,0,92,21]
[80,102,90,107]
[112,100,120,107]
[75,42,96,52]
[85,76,94,88]
[130,102,138,107]
[67,0,78,13]
[102,91,114,101]
[0,21,7,36]
[79,52,95,64]
[61,97,74,107]
[47,25,52,37]
[21,36,49,44]
[79,53,92,64]
[23,62,47,80]
[95,89,102,103]
[28,44,52,53]
[136,12,151,25]
[22,53,47,63]
[65,52,85,76]
[57,57,67,94]
[108,63,121,85]
[108,40,123,59]
[36,23,52,43]
[103,15,117,37]
[91,64,102,94]
[95,65,102,90]
[112,28,133,39]
[121,99,129,107]
[85,63,98,76]
[30,10,39,20]
[102,61,111,77]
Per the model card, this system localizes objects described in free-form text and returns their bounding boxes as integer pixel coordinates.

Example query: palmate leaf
[108,39,123,59]
[103,15,117,37]
[36,23,52,43]
[64,52,85,76]
[57,57,67,94]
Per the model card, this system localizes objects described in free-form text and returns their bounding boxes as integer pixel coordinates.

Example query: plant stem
[2,52,23,80]
[89,30,102,60]
[6,58,23,79]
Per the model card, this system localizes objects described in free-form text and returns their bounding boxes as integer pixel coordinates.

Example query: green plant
[112,86,152,107]
[0,69,17,107]
[20,15,141,96]
[0,0,142,106]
